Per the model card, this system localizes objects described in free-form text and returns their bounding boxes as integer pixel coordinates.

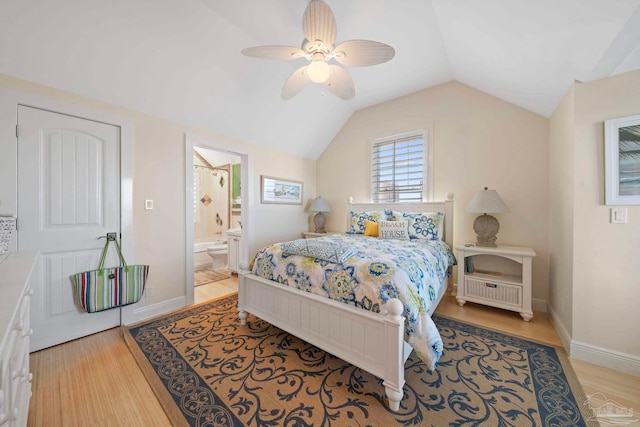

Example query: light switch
[145,200,154,210]
[610,207,627,224]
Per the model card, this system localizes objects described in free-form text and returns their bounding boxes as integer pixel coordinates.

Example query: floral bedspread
[251,234,457,370]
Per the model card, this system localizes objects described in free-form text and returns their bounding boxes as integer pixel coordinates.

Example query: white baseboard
[548,304,572,351]
[571,340,640,377]
[123,296,187,325]
[535,304,640,377]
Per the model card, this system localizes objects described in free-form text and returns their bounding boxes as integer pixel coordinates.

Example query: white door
[17,106,122,352]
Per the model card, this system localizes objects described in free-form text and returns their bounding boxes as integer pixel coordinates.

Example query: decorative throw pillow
[348,211,386,234]
[391,211,444,240]
[364,220,379,237]
[378,220,409,240]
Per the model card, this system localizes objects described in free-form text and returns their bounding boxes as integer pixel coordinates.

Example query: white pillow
[378,220,409,240]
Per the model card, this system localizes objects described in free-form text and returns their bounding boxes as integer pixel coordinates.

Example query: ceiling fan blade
[303,0,336,49]
[242,45,305,61]
[323,65,354,100]
[333,40,395,67]
[281,66,310,100]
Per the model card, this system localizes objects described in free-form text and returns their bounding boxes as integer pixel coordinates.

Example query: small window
[370,130,431,202]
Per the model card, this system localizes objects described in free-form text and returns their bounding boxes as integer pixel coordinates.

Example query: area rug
[124,294,597,427]
[194,269,231,287]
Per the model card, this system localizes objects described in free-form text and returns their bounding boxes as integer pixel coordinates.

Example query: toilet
[206,240,228,270]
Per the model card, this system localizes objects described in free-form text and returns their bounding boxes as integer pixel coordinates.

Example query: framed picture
[605,114,640,205]
[260,176,303,205]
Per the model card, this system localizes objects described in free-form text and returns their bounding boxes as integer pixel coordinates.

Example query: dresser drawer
[464,277,522,308]
[0,252,37,426]
[0,328,18,422]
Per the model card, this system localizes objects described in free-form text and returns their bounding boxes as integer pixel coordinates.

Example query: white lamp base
[473,214,499,247]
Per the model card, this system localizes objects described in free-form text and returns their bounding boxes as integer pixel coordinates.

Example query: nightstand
[456,244,536,321]
[302,231,338,239]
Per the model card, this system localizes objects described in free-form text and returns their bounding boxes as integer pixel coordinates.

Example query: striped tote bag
[71,236,149,313]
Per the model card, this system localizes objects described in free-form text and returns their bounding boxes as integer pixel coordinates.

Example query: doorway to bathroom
[185,134,251,306]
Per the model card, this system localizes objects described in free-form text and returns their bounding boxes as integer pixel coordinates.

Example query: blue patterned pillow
[390,211,444,240]
[348,210,387,234]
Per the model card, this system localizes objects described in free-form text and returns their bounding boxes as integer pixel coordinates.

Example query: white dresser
[0,252,37,427]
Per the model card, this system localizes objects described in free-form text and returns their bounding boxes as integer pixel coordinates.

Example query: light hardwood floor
[27,280,639,426]
[194,272,238,304]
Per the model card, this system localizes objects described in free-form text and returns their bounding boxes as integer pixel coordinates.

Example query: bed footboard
[238,270,406,411]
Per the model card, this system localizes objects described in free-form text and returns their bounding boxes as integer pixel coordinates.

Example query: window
[370,129,432,202]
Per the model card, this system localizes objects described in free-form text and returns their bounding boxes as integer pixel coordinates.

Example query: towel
[281,239,358,264]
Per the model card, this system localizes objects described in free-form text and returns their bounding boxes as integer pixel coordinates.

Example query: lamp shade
[466,188,509,214]
[309,196,331,213]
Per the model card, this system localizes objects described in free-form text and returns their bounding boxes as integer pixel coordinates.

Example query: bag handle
[97,234,127,269]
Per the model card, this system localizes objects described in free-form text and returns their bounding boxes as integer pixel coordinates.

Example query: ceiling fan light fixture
[307,59,331,83]
[242,0,395,100]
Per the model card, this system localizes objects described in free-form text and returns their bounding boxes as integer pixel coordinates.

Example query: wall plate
[610,207,627,224]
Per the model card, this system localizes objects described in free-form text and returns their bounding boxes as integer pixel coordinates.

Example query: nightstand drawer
[464,278,522,308]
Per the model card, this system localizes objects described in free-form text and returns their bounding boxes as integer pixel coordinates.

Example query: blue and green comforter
[251,234,457,370]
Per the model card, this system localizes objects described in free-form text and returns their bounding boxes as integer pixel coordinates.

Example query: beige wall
[572,70,640,358]
[548,85,576,337]
[548,69,640,368]
[0,73,315,306]
[317,81,551,303]
[251,143,318,249]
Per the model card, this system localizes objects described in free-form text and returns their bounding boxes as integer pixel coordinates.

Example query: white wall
[0,73,316,311]
[548,69,640,374]
[317,81,551,304]
[572,70,640,368]
[548,85,576,343]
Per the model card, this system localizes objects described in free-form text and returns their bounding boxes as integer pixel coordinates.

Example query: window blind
[371,134,425,202]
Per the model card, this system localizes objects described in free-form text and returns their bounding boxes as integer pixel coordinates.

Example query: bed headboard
[346,193,454,249]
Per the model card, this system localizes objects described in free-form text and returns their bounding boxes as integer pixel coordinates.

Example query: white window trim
[368,126,434,202]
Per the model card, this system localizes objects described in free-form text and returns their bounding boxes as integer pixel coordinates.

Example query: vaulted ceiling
[1,0,639,159]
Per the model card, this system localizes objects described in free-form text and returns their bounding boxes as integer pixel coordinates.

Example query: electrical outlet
[146,286,154,298]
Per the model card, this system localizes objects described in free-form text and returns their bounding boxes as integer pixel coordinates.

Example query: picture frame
[260,176,303,205]
[605,114,640,205]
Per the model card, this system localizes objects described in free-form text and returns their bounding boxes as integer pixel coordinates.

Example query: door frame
[0,88,135,323]
[184,133,252,305]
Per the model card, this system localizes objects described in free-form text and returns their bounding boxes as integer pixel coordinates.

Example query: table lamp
[466,187,509,247]
[309,196,331,233]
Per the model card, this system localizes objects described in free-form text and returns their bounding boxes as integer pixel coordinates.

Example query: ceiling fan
[242,0,395,101]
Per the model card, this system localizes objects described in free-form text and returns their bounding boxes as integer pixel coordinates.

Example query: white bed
[238,194,454,411]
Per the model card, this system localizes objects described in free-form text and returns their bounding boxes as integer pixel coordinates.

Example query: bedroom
[0,0,639,425]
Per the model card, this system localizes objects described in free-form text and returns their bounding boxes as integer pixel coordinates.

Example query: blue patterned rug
[124,294,596,426]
